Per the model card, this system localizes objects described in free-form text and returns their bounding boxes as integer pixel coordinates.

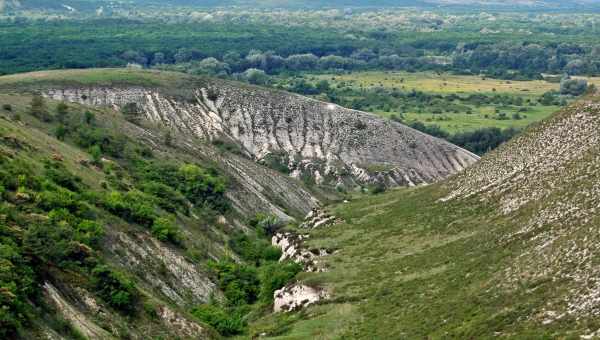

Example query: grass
[247,182,591,338]
[305,71,589,133]
[315,71,560,96]
[0,68,202,92]
[394,104,559,133]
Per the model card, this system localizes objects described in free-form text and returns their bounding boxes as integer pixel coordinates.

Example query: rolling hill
[245,90,600,338]
[0,68,475,338]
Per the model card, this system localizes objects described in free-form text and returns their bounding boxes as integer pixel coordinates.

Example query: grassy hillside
[0,80,309,338]
[247,93,600,338]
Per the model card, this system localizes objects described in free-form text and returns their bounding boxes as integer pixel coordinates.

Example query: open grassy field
[303,71,596,134]
[315,71,559,95]
[379,105,559,133]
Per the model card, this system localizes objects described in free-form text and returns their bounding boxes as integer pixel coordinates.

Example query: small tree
[164,131,173,147]
[29,94,51,122]
[89,145,102,165]
[243,68,269,85]
[560,75,588,96]
[122,102,141,123]
[56,102,69,123]
[84,111,95,125]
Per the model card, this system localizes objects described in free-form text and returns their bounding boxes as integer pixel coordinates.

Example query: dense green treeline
[2,17,600,79]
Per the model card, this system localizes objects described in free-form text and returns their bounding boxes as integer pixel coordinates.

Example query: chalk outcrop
[44,78,478,189]
[274,284,329,312]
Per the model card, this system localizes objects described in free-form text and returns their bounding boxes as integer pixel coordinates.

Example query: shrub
[84,111,95,125]
[103,191,156,226]
[560,76,588,96]
[260,152,290,174]
[23,219,81,266]
[2,104,12,111]
[121,102,141,123]
[140,181,186,213]
[56,102,69,123]
[151,217,181,244]
[29,94,51,122]
[54,125,68,140]
[228,232,282,265]
[191,304,246,336]
[44,161,82,192]
[208,260,260,306]
[258,261,302,303]
[178,164,228,211]
[92,265,138,313]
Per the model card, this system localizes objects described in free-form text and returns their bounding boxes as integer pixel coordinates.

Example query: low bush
[92,265,138,313]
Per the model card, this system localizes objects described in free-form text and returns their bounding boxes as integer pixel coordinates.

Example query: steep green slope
[0,89,309,338]
[249,94,600,338]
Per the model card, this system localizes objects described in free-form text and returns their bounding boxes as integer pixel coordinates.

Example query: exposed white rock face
[272,232,329,272]
[43,282,115,339]
[274,283,329,312]
[300,208,337,229]
[272,208,336,272]
[44,83,478,188]
[157,306,206,339]
[106,232,215,307]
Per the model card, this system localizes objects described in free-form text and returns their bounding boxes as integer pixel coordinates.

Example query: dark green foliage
[24,214,87,267]
[140,181,187,213]
[84,111,95,125]
[212,138,243,155]
[257,261,302,303]
[560,76,588,96]
[44,160,83,192]
[54,124,68,140]
[0,230,35,338]
[74,126,127,158]
[29,94,51,122]
[134,160,229,212]
[449,127,520,155]
[151,217,181,244]
[407,121,449,139]
[121,102,141,123]
[55,102,69,123]
[228,232,282,265]
[406,121,520,155]
[89,145,102,165]
[260,152,290,174]
[177,164,228,211]
[92,265,138,313]
[103,190,156,226]
[248,213,283,236]
[370,182,387,195]
[2,104,12,111]
[209,260,260,306]
[191,304,246,336]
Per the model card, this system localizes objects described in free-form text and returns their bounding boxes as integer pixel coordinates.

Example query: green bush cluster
[193,220,301,336]
[228,232,282,265]
[0,154,139,335]
[92,265,139,313]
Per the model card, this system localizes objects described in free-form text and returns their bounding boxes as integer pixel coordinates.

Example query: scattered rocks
[157,305,207,339]
[272,232,329,272]
[299,208,338,229]
[273,283,329,312]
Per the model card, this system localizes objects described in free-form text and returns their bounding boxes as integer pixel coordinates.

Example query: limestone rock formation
[44,79,478,189]
[274,283,329,312]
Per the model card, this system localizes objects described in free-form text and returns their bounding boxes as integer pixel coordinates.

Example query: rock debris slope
[443,97,600,323]
[42,71,478,188]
